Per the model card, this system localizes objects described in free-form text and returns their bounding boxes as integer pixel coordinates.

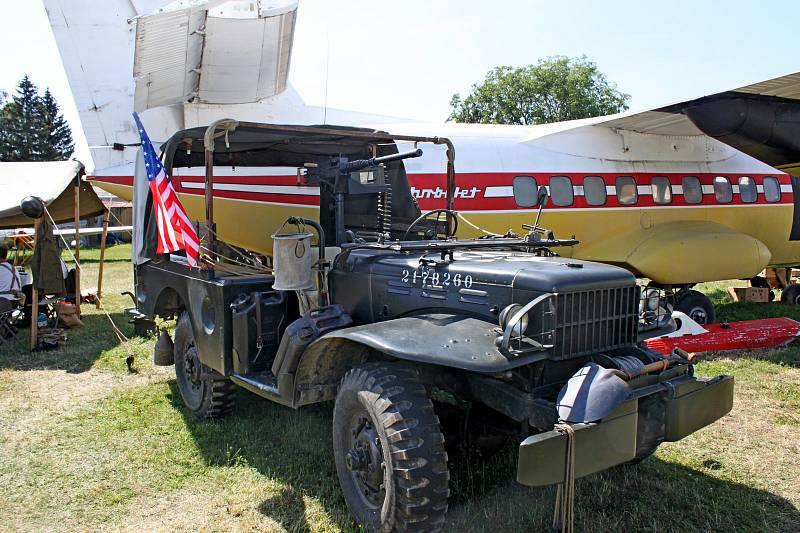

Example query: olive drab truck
[134,121,733,532]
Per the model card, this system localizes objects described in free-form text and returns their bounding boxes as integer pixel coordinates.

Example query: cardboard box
[728,286,770,303]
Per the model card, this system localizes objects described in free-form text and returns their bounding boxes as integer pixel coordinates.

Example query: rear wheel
[174,312,236,419]
[333,363,449,532]
[675,289,716,325]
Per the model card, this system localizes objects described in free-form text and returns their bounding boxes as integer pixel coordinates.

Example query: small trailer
[133,121,733,532]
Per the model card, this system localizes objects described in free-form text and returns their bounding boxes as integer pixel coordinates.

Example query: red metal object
[646,317,800,355]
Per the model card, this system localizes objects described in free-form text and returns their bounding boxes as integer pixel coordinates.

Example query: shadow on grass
[168,381,800,532]
[0,311,136,373]
[444,441,800,532]
[168,381,354,532]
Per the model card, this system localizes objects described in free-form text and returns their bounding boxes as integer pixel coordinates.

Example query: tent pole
[96,208,109,308]
[73,180,81,316]
[30,217,40,351]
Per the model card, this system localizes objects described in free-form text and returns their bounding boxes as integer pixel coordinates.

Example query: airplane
[42,0,800,324]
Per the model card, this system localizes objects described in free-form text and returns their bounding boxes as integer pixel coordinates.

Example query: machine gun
[304,148,423,245]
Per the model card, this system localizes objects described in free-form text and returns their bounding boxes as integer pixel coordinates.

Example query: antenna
[323,5,331,125]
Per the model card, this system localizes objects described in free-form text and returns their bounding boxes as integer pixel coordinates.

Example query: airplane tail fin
[43,0,153,172]
[44,0,299,173]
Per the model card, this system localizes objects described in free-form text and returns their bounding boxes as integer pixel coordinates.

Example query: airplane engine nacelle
[626,221,771,285]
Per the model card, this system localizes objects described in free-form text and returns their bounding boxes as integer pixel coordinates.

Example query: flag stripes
[133,112,200,267]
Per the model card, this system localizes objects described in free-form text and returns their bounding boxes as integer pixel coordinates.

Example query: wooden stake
[30,217,40,351]
[96,209,110,308]
[73,181,81,316]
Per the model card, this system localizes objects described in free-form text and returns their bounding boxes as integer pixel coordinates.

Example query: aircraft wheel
[675,289,716,325]
[750,276,775,301]
[780,284,800,305]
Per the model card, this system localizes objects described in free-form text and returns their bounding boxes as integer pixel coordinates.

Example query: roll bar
[200,120,457,262]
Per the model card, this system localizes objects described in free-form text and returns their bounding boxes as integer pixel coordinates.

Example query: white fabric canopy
[0,161,106,229]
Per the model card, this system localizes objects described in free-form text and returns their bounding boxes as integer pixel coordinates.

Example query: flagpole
[204,145,214,258]
[201,119,238,265]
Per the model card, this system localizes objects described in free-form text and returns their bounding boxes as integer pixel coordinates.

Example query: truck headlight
[499,303,528,336]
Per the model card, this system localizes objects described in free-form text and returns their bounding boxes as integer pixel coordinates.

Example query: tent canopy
[0,161,106,229]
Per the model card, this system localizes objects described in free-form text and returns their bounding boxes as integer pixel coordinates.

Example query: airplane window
[764,176,781,202]
[739,176,757,203]
[583,176,606,205]
[512,176,539,208]
[714,176,732,203]
[616,176,637,205]
[550,176,573,206]
[651,176,672,204]
[682,176,702,204]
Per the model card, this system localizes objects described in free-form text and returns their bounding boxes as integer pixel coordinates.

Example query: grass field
[0,245,798,531]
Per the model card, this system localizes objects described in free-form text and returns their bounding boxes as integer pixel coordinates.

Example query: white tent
[0,161,105,229]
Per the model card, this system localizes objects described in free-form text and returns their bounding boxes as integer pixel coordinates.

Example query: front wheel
[333,363,450,532]
[174,312,236,419]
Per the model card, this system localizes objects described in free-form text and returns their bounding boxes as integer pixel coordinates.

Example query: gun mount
[303,148,424,245]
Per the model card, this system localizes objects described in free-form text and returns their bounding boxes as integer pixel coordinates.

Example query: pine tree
[40,89,74,160]
[0,75,45,161]
[0,75,74,161]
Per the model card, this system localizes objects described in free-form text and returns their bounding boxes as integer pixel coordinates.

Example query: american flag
[133,113,200,267]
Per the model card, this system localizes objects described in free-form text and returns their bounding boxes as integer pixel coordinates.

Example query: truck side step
[230,372,293,407]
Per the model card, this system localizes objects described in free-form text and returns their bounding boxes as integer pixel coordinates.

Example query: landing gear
[174,312,236,419]
[333,363,449,532]
[675,289,716,325]
[780,284,800,305]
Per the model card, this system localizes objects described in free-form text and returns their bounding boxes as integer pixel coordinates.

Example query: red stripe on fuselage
[89,171,794,210]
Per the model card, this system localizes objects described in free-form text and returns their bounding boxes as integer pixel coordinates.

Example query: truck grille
[551,286,639,359]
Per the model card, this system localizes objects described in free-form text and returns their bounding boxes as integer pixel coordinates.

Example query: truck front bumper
[517,373,734,487]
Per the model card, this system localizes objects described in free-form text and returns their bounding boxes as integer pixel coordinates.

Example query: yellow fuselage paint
[102,182,800,285]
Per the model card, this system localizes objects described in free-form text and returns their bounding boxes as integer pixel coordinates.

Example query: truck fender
[296,313,506,382]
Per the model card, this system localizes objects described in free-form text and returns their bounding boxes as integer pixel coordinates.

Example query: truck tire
[675,289,716,325]
[174,312,236,419]
[333,363,449,532]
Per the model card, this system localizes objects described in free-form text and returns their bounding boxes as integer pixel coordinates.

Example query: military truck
[133,121,733,531]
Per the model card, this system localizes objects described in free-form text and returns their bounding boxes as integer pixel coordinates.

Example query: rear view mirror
[512,176,539,208]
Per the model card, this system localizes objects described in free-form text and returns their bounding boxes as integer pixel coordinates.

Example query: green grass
[0,266,798,531]
[64,241,133,263]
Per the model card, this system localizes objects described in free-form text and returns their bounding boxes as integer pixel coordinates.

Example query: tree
[40,89,74,160]
[449,56,630,125]
[0,75,74,161]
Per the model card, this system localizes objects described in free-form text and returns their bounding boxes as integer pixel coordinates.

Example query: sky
[1,0,799,170]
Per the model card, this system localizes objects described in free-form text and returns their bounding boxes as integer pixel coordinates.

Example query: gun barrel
[340,148,423,173]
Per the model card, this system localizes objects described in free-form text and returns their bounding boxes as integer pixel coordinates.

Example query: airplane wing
[53,226,133,237]
[592,72,800,172]
[2,226,133,238]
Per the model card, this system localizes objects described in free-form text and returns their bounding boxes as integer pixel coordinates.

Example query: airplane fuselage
[92,120,797,286]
